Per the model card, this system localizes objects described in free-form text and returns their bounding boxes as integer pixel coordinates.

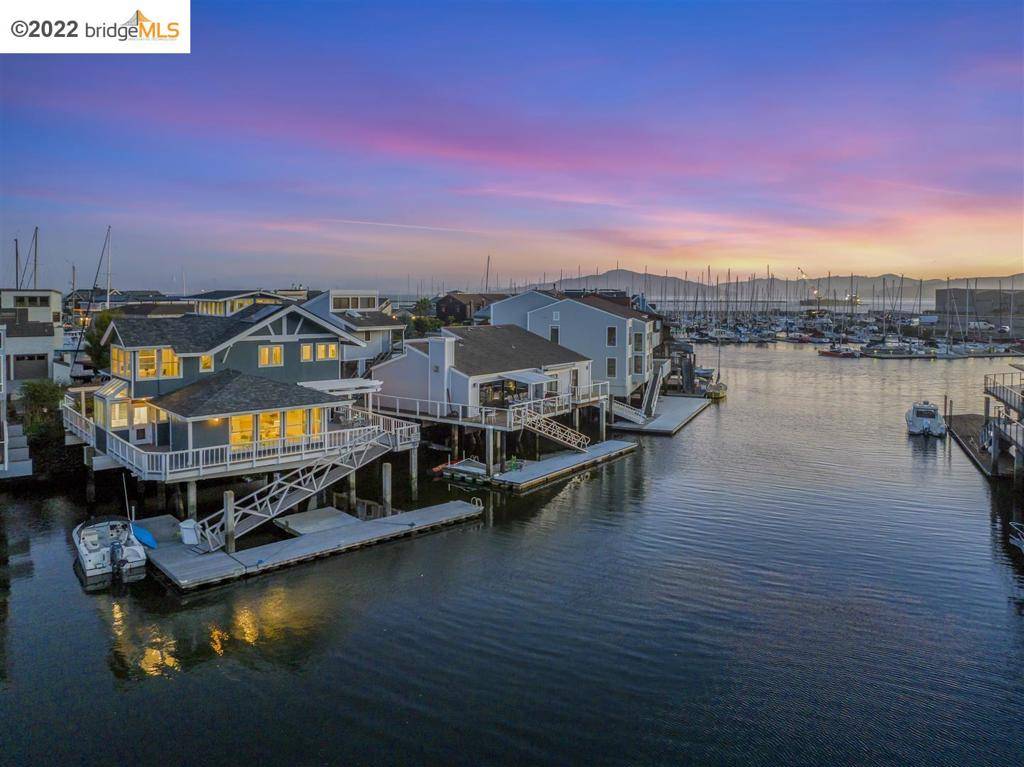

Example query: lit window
[160,348,180,378]
[110,346,130,378]
[94,398,105,427]
[137,349,158,379]
[316,342,338,361]
[300,343,313,362]
[309,407,322,434]
[199,354,214,372]
[110,402,129,429]
[230,415,254,448]
[259,411,281,442]
[258,345,283,367]
[285,409,305,443]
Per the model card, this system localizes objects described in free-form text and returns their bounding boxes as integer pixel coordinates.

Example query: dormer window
[137,349,158,379]
[161,348,181,378]
[110,346,131,378]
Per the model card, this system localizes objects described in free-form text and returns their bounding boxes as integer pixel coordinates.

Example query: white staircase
[520,411,590,452]
[642,362,665,416]
[194,439,390,552]
[612,399,648,425]
[0,422,34,479]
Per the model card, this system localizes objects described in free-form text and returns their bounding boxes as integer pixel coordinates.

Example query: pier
[443,438,637,492]
[611,395,711,435]
[143,500,483,590]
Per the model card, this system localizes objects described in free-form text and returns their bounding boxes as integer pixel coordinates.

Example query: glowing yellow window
[285,409,305,443]
[300,344,313,362]
[259,411,281,442]
[137,349,157,379]
[110,402,129,429]
[258,345,283,367]
[199,354,214,372]
[160,348,180,378]
[316,342,337,361]
[230,415,254,447]
[309,407,322,434]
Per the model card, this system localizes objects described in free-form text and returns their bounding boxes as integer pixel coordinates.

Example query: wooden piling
[347,471,357,510]
[382,463,392,516]
[224,490,236,554]
[186,480,197,521]
[409,447,419,501]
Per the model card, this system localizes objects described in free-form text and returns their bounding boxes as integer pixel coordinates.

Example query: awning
[300,378,382,396]
[501,370,555,386]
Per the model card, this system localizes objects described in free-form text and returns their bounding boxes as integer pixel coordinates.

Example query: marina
[3,343,1022,765]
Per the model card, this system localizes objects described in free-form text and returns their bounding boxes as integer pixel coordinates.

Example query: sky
[1,1,1022,294]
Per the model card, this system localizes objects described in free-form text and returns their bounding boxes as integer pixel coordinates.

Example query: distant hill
[526,269,1024,302]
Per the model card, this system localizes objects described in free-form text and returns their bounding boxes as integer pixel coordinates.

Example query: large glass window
[110,346,130,378]
[230,415,254,447]
[309,407,322,434]
[160,348,180,378]
[137,349,158,379]
[110,402,129,429]
[258,345,283,367]
[259,411,281,442]
[332,296,352,311]
[316,342,338,361]
[285,409,305,443]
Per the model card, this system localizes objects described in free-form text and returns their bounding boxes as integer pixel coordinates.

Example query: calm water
[2,345,1022,766]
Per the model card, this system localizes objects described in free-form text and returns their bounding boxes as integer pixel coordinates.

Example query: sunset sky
[1,1,1021,293]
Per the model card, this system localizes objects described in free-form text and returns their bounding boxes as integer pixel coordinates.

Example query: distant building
[435,292,509,324]
[935,289,1024,324]
[0,289,65,383]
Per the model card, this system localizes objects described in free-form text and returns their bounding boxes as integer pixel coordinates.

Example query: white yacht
[73,516,149,589]
[905,401,947,437]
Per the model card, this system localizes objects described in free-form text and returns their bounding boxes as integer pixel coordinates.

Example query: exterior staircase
[0,422,34,479]
[642,362,665,417]
[612,399,648,425]
[519,411,590,452]
[193,439,391,553]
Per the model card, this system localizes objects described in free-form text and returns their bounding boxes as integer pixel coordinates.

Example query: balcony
[372,392,579,430]
[62,397,419,482]
[571,381,609,404]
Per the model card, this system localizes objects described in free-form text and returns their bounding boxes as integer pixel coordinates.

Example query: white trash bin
[179,519,199,545]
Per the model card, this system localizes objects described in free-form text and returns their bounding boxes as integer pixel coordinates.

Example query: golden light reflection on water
[100,582,326,679]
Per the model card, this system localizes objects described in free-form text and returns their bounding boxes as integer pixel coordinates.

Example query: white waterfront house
[370,324,608,470]
[490,291,661,401]
[0,288,65,384]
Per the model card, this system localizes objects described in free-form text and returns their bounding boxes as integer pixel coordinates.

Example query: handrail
[61,403,419,480]
[373,393,574,427]
[571,382,609,402]
[984,373,1024,415]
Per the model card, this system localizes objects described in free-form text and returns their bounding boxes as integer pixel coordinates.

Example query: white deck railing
[62,397,419,481]
[984,372,1024,416]
[571,381,609,403]
[372,392,574,428]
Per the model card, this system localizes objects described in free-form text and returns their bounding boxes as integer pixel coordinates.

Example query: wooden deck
[142,501,483,590]
[443,439,637,492]
[948,414,1014,479]
[612,395,711,436]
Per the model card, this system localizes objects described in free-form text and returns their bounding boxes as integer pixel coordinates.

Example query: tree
[83,310,117,372]
[413,297,433,316]
[19,379,65,435]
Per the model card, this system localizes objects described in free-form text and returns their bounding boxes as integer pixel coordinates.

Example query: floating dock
[443,439,637,492]
[947,414,1013,479]
[612,395,711,435]
[143,500,483,591]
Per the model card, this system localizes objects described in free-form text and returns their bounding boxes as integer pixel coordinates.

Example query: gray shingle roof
[184,289,284,301]
[151,370,344,419]
[109,314,265,353]
[337,310,405,329]
[443,325,587,376]
[574,294,650,320]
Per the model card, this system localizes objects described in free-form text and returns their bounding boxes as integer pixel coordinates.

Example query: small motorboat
[817,344,861,358]
[705,381,728,400]
[905,401,947,437]
[73,516,149,589]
